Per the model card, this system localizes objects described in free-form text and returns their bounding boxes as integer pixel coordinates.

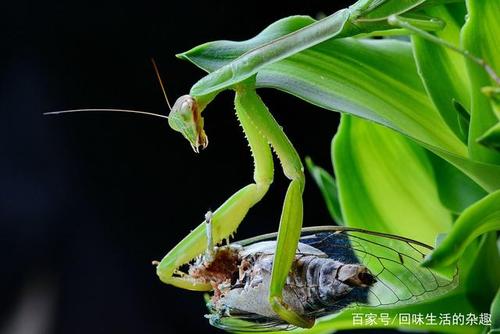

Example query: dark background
[1,1,355,333]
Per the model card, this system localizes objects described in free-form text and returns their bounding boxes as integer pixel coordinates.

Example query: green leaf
[356,0,427,21]
[412,4,470,142]
[482,86,500,119]
[312,116,459,331]
[178,16,317,73]
[454,99,471,142]
[187,0,456,97]
[428,146,500,192]
[477,122,500,151]
[461,0,500,163]
[295,112,492,331]
[477,87,500,151]
[305,157,343,225]
[285,292,481,334]
[181,18,465,152]
[188,9,353,96]
[427,152,486,214]
[257,37,465,154]
[332,114,452,244]
[463,233,500,313]
[491,287,500,333]
[422,190,500,269]
[180,15,500,191]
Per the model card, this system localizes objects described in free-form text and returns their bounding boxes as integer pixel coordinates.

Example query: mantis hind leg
[156,87,274,291]
[235,82,313,328]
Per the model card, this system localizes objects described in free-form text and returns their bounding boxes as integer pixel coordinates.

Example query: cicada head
[337,264,376,288]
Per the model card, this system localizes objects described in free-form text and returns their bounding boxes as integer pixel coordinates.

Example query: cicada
[186,225,458,332]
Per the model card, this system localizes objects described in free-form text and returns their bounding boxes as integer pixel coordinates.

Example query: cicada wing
[300,227,459,308]
[209,226,458,331]
[299,230,360,263]
[208,308,293,332]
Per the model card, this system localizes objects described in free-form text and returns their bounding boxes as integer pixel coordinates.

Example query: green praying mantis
[153,0,500,329]
[160,77,309,328]
[46,0,500,329]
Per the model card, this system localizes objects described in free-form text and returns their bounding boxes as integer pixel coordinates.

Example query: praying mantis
[154,0,496,329]
[46,0,499,329]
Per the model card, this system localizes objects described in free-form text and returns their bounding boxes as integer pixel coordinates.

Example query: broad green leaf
[461,0,500,163]
[428,146,500,192]
[180,16,500,191]
[178,16,316,74]
[188,0,455,97]
[454,99,471,142]
[478,122,500,151]
[427,152,486,214]
[478,87,500,151]
[256,38,465,155]
[330,115,456,313]
[332,114,452,244]
[463,233,500,313]
[356,0,427,21]
[482,87,500,119]
[355,0,467,22]
[297,294,476,334]
[491,287,500,333]
[422,190,500,269]
[287,292,480,334]
[180,17,465,155]
[412,4,470,142]
[293,115,487,334]
[188,9,353,96]
[260,40,500,191]
[305,157,343,225]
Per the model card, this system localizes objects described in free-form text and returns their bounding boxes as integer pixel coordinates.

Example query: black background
[1,1,358,333]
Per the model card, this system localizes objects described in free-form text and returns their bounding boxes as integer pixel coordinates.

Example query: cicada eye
[358,270,376,286]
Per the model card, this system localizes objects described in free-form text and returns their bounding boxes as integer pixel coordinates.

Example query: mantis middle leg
[234,81,311,328]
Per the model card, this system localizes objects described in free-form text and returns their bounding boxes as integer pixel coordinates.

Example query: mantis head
[168,95,208,153]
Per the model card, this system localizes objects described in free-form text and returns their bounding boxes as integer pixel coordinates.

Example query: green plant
[157,0,499,332]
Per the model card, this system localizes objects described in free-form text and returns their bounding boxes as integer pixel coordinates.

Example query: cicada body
[188,226,458,331]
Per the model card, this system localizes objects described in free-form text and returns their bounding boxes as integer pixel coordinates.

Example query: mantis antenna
[44,58,174,119]
[44,108,169,120]
[151,58,172,110]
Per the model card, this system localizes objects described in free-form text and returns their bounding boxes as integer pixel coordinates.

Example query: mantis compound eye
[168,95,208,153]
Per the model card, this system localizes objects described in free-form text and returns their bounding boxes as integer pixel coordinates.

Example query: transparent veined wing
[207,226,458,332]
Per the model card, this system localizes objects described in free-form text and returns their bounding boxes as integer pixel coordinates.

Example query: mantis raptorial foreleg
[156,88,273,290]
